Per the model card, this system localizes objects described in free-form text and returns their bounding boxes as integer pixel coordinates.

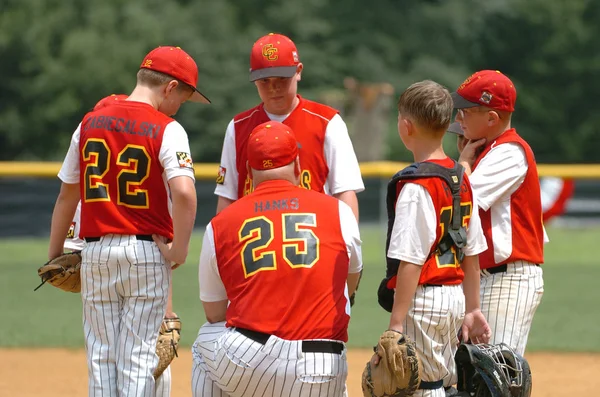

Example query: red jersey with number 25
[211,180,350,342]
[395,158,475,285]
[233,96,338,197]
[79,101,174,239]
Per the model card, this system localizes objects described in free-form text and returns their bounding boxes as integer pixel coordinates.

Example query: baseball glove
[154,316,182,379]
[34,252,82,293]
[362,330,421,397]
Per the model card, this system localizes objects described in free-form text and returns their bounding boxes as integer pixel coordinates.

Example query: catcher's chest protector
[378,161,467,312]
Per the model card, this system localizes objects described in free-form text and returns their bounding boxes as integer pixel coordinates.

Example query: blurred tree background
[0,0,598,163]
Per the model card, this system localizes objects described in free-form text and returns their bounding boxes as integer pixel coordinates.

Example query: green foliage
[0,0,598,162]
[1,225,599,352]
[463,0,600,163]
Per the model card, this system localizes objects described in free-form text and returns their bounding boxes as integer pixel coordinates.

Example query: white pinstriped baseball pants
[81,234,171,397]
[402,285,465,397]
[480,260,544,356]
[155,367,171,397]
[191,322,348,397]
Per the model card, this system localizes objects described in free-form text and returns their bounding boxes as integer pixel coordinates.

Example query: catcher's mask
[455,343,532,397]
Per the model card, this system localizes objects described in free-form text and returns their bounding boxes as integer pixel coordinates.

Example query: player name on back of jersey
[83,115,162,139]
[254,198,299,213]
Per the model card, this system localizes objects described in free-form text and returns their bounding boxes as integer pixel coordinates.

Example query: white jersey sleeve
[58,123,82,184]
[214,120,238,200]
[63,201,86,252]
[387,183,437,266]
[463,191,488,256]
[198,223,227,302]
[159,121,195,182]
[323,114,365,195]
[469,143,527,211]
[338,201,363,274]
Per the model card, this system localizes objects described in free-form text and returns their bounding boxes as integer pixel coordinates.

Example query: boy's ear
[404,118,414,135]
[296,63,304,81]
[488,110,501,126]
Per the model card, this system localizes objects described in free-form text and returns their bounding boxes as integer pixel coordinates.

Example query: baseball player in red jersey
[448,121,575,223]
[453,70,546,356]
[214,33,364,220]
[379,81,491,397]
[48,46,209,396]
[192,121,362,397]
[63,93,177,396]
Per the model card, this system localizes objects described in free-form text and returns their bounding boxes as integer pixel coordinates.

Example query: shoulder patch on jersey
[66,222,76,239]
[216,166,226,184]
[176,152,194,169]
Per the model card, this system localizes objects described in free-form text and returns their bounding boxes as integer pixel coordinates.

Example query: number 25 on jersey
[82,138,151,208]
[238,213,320,278]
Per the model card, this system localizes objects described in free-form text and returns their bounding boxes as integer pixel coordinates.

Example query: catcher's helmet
[455,343,532,397]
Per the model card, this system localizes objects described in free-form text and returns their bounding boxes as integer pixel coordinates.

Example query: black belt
[235,327,344,355]
[484,263,540,275]
[419,380,443,390]
[85,234,153,242]
[486,264,508,274]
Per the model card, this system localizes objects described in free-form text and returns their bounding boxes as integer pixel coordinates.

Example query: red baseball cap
[93,94,128,111]
[140,46,210,104]
[247,121,298,170]
[451,70,516,112]
[249,33,300,82]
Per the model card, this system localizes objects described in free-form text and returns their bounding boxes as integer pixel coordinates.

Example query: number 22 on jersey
[82,138,151,208]
[238,213,320,278]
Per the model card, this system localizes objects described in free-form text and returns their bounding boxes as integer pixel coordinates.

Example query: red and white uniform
[387,158,487,396]
[470,128,545,355]
[58,100,194,397]
[193,181,362,397]
[472,129,545,268]
[214,96,364,198]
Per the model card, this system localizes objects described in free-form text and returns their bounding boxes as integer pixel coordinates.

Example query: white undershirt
[387,183,488,265]
[469,142,527,212]
[214,113,365,200]
[199,200,363,302]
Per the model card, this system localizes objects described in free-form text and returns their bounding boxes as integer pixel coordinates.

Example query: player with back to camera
[368,80,491,397]
[48,45,209,396]
[192,121,363,397]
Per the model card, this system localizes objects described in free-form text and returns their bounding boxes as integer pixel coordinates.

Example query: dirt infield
[1,348,597,396]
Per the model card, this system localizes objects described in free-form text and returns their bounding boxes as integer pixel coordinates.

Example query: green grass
[1,225,598,352]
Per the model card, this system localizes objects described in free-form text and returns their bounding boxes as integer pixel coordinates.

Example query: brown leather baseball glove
[154,316,182,379]
[34,252,82,293]
[362,330,422,397]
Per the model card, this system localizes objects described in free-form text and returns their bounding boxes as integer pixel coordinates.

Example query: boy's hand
[458,138,486,171]
[461,309,492,344]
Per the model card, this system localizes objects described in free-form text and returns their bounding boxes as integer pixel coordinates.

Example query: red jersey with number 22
[79,101,174,239]
[211,180,350,342]
[395,158,474,285]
